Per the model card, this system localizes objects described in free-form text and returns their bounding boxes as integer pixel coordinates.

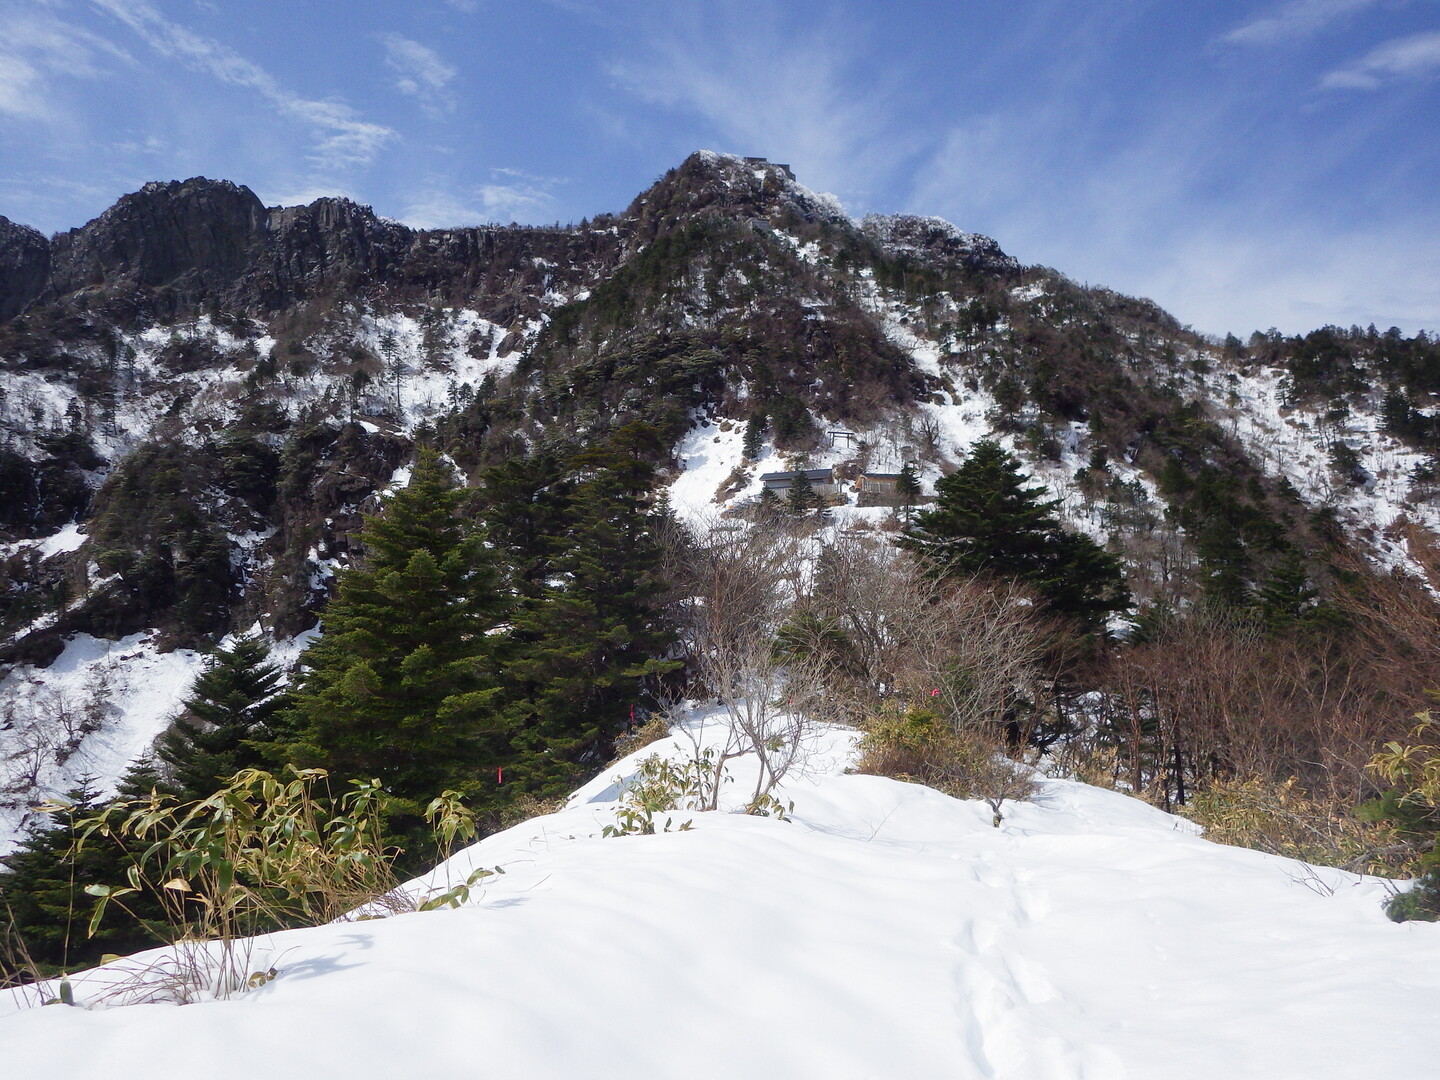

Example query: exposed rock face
[258,197,412,305]
[0,178,611,320]
[0,216,50,321]
[0,153,1021,325]
[47,178,269,305]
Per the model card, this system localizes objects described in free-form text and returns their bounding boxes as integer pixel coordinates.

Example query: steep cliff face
[0,180,621,323]
[46,178,269,307]
[0,152,903,324]
[0,216,50,322]
[257,197,412,306]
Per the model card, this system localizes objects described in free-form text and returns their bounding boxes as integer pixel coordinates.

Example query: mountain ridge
[2,151,1439,844]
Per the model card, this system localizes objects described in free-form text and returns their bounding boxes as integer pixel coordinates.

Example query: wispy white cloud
[378,33,457,116]
[612,4,909,203]
[908,79,1440,336]
[0,54,51,121]
[0,6,132,121]
[400,169,566,227]
[1320,29,1440,88]
[1222,0,1384,47]
[261,182,361,209]
[1141,217,1440,336]
[91,0,395,169]
[443,0,479,12]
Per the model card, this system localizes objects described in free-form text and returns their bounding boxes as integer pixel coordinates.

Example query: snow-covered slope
[2,716,1432,1079]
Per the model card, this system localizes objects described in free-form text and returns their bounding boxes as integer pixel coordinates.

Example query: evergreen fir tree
[1195,521,1252,608]
[742,410,768,461]
[154,636,285,800]
[279,450,510,819]
[1384,388,1419,439]
[1255,550,1319,633]
[755,486,783,522]
[473,453,569,602]
[896,462,922,522]
[901,439,1129,630]
[786,470,821,517]
[495,425,680,797]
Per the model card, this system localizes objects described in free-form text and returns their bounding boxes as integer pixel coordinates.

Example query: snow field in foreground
[1,718,1436,1079]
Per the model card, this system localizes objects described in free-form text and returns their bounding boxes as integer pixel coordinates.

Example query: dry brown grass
[1182,774,1412,877]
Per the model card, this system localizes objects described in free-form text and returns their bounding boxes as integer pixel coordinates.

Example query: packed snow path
[2,724,1435,1078]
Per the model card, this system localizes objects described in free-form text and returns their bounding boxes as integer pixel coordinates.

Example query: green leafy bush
[602,753,705,837]
[1364,708,1440,920]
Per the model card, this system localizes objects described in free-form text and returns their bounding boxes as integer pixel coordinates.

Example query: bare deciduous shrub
[610,713,672,762]
[670,519,825,811]
[801,534,1047,735]
[495,792,565,831]
[1091,598,1427,812]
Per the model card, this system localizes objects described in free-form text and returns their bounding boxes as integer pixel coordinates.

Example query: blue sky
[1,0,1437,337]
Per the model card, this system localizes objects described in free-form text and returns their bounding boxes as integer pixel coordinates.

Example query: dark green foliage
[897,462,922,521]
[742,410,767,460]
[902,439,1129,630]
[1153,430,1292,609]
[1358,777,1440,922]
[0,780,155,982]
[0,446,92,537]
[263,421,410,637]
[1327,442,1367,486]
[491,424,680,798]
[216,432,280,515]
[768,396,813,447]
[1386,870,1440,922]
[154,637,286,800]
[1284,326,1365,400]
[1253,551,1319,632]
[755,486,783,522]
[85,441,238,638]
[785,471,821,517]
[280,450,509,821]
[472,452,570,600]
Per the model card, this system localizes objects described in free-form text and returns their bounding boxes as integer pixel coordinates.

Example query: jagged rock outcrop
[623,151,850,246]
[46,178,268,306]
[0,151,1024,329]
[860,214,1020,277]
[0,216,50,321]
[0,180,616,322]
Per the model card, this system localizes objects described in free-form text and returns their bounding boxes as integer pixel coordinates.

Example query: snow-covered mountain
[2,151,1438,856]
[1,714,1432,1079]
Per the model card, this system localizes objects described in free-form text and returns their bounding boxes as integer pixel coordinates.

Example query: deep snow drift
[1,716,1435,1079]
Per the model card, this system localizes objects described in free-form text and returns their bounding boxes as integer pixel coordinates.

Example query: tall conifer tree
[494,424,679,795]
[901,439,1129,630]
[0,779,158,981]
[154,636,285,800]
[280,450,509,814]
